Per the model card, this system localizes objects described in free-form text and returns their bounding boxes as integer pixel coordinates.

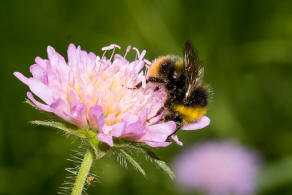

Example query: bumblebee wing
[183,41,203,99]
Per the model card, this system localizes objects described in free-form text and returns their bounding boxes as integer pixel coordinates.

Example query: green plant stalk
[71,149,94,195]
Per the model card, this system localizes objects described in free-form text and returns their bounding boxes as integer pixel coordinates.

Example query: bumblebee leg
[128,77,166,89]
[164,93,176,107]
[164,112,183,129]
[148,77,165,83]
[146,107,164,122]
[127,79,150,89]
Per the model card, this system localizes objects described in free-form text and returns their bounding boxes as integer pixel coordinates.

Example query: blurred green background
[1,0,292,194]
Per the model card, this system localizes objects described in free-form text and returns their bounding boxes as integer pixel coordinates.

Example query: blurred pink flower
[174,141,259,195]
[14,43,209,147]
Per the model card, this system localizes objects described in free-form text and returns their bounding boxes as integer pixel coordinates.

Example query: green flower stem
[71,149,94,195]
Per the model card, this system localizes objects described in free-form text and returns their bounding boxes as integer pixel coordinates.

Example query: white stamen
[135,61,144,73]
[139,50,146,60]
[102,44,121,60]
[144,59,151,65]
[141,76,146,88]
[102,44,115,51]
[133,47,140,60]
[124,45,131,58]
[110,48,116,61]
[102,50,107,59]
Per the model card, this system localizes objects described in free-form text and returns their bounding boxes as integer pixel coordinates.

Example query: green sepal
[118,148,146,177]
[30,120,108,160]
[114,142,175,180]
[24,98,40,110]
[30,120,85,138]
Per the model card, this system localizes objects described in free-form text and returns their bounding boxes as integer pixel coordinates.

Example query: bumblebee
[137,41,208,128]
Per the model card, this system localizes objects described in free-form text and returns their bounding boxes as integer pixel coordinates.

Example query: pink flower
[174,141,260,195]
[14,43,209,147]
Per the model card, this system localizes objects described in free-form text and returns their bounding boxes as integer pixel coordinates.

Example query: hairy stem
[71,149,94,195]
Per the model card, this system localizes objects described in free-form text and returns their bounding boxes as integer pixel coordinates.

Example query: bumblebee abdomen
[184,87,208,107]
[173,104,207,124]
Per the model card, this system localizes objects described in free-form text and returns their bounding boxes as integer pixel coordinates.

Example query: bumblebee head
[148,56,183,80]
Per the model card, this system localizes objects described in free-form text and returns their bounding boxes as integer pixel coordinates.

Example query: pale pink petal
[137,121,176,143]
[135,61,144,73]
[47,46,59,67]
[122,114,139,124]
[111,122,126,137]
[139,108,148,124]
[123,123,146,137]
[144,141,172,147]
[70,101,87,128]
[35,56,48,69]
[171,134,183,146]
[27,78,54,105]
[97,133,114,146]
[147,109,165,125]
[29,64,48,84]
[102,125,113,135]
[88,105,104,130]
[47,46,68,79]
[88,52,96,66]
[67,43,77,67]
[181,116,210,130]
[13,72,29,85]
[50,98,71,121]
[26,92,52,112]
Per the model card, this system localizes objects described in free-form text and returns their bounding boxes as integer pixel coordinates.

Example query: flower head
[14,43,209,147]
[174,141,259,195]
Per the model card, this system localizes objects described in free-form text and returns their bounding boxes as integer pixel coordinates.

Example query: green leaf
[114,143,175,180]
[138,145,175,180]
[118,149,146,177]
[24,98,40,110]
[152,158,175,180]
[30,120,86,138]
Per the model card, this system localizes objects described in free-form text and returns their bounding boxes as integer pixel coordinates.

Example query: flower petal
[97,133,114,146]
[181,116,210,130]
[13,72,29,85]
[50,98,71,121]
[29,64,48,84]
[139,108,148,124]
[26,92,52,112]
[138,121,176,143]
[67,43,77,67]
[88,105,104,130]
[70,101,87,128]
[171,134,183,146]
[111,122,126,137]
[144,141,172,147]
[27,78,54,105]
[124,122,146,137]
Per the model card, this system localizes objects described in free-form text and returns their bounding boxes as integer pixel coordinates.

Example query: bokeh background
[1,0,292,194]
